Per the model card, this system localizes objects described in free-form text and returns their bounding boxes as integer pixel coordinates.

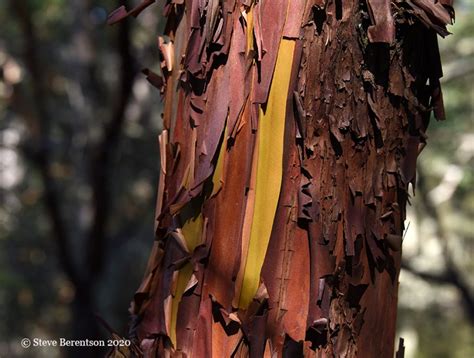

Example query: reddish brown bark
[107,0,453,356]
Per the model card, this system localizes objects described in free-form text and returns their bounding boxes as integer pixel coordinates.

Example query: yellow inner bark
[238,39,295,309]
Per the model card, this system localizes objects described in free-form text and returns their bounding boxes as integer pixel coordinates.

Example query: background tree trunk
[109,0,454,356]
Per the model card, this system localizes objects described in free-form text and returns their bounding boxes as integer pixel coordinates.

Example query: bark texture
[108,0,453,356]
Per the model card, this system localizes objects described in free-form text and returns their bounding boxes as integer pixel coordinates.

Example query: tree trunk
[109,0,453,356]
[70,289,105,358]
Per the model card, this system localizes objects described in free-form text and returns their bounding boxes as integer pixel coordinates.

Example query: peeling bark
[107,0,453,356]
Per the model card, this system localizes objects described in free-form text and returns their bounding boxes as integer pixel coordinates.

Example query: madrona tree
[108,0,453,356]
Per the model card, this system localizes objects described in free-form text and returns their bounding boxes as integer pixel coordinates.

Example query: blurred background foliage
[0,0,472,357]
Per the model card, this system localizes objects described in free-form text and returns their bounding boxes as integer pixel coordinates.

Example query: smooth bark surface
[108,0,453,356]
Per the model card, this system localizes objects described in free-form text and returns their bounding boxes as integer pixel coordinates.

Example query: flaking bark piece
[142,68,165,93]
[158,36,175,72]
[107,1,157,25]
[366,0,395,43]
[396,337,405,358]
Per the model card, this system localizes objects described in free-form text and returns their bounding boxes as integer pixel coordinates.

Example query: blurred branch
[405,167,474,324]
[9,1,83,288]
[402,262,452,284]
[86,0,137,281]
[401,261,474,324]
[441,57,474,84]
[428,164,463,205]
